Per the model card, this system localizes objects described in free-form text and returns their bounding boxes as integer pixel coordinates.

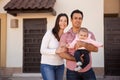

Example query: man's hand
[75,41,85,50]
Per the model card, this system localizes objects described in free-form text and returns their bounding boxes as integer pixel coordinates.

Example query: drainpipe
[119,0,120,17]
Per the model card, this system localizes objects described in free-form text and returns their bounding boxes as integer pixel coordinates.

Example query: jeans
[66,68,96,80]
[40,64,64,80]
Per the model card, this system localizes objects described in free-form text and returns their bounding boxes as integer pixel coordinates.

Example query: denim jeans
[40,64,64,80]
[66,68,96,80]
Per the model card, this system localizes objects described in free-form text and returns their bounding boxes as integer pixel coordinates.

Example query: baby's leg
[81,50,90,68]
[74,50,83,63]
[74,50,83,71]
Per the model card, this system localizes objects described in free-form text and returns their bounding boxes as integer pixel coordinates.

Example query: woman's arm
[56,46,75,61]
[56,33,75,61]
[40,30,56,55]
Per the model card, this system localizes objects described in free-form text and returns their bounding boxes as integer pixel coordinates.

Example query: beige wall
[104,0,120,14]
[0,0,104,68]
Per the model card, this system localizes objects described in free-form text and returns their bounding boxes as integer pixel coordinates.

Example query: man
[56,9,98,80]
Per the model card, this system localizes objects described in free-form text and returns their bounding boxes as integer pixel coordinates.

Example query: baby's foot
[74,66,82,71]
[76,62,82,66]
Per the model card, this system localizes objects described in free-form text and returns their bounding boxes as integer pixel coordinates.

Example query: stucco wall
[104,0,120,14]
[0,0,104,67]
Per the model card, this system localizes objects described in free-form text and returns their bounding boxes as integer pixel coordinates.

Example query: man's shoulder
[61,29,73,40]
[62,30,72,37]
[64,28,73,34]
[64,31,70,34]
[88,30,96,40]
[88,30,94,35]
[61,32,68,38]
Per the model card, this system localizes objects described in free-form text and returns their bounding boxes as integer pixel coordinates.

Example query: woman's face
[59,16,68,30]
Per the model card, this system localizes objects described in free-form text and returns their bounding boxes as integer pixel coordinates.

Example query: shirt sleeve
[59,33,67,46]
[89,39,103,47]
[82,38,103,48]
[68,35,78,48]
[40,30,56,55]
[89,31,96,40]
[88,31,103,47]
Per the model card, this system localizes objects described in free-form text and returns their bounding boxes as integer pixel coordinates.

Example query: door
[104,18,120,76]
[23,18,47,73]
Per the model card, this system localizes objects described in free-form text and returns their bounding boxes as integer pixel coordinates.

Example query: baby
[66,27,103,71]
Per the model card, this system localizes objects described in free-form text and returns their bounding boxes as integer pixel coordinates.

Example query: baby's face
[78,31,88,40]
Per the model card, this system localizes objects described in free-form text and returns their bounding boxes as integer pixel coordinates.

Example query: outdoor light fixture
[11,19,18,28]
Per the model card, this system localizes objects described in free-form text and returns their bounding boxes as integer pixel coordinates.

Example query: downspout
[119,0,120,17]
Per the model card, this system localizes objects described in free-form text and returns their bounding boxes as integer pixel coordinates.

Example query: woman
[40,13,69,80]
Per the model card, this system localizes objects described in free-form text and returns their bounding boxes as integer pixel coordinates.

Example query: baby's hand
[80,54,84,63]
[66,44,69,48]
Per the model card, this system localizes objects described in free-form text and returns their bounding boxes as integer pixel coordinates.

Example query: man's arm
[58,52,75,61]
[85,42,98,52]
[56,33,76,61]
[75,41,98,52]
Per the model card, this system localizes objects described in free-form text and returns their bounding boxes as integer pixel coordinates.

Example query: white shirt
[40,30,64,65]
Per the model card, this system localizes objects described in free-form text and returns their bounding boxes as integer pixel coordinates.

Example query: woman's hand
[56,46,67,54]
[56,45,75,61]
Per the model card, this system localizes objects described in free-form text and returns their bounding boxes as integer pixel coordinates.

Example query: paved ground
[98,76,120,80]
[1,76,120,80]
[1,73,120,80]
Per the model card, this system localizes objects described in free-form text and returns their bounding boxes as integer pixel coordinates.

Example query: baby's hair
[79,27,89,33]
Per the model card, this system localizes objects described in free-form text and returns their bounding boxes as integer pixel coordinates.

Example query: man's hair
[70,9,83,19]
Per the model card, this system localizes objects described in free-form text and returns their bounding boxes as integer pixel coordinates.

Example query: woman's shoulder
[46,29,52,34]
[43,29,53,38]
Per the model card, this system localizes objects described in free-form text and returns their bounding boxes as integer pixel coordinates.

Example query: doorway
[104,18,120,76]
[23,18,47,73]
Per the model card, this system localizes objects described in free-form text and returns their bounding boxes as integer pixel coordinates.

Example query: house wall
[104,0,120,14]
[0,0,104,68]
[0,0,10,13]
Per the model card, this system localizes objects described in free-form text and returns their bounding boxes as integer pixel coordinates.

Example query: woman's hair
[52,13,69,41]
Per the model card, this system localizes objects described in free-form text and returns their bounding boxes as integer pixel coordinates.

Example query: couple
[40,9,98,80]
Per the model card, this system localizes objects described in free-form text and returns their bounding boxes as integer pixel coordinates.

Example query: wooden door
[104,18,120,76]
[23,18,47,73]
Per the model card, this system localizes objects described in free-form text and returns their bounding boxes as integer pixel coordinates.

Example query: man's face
[71,13,83,28]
